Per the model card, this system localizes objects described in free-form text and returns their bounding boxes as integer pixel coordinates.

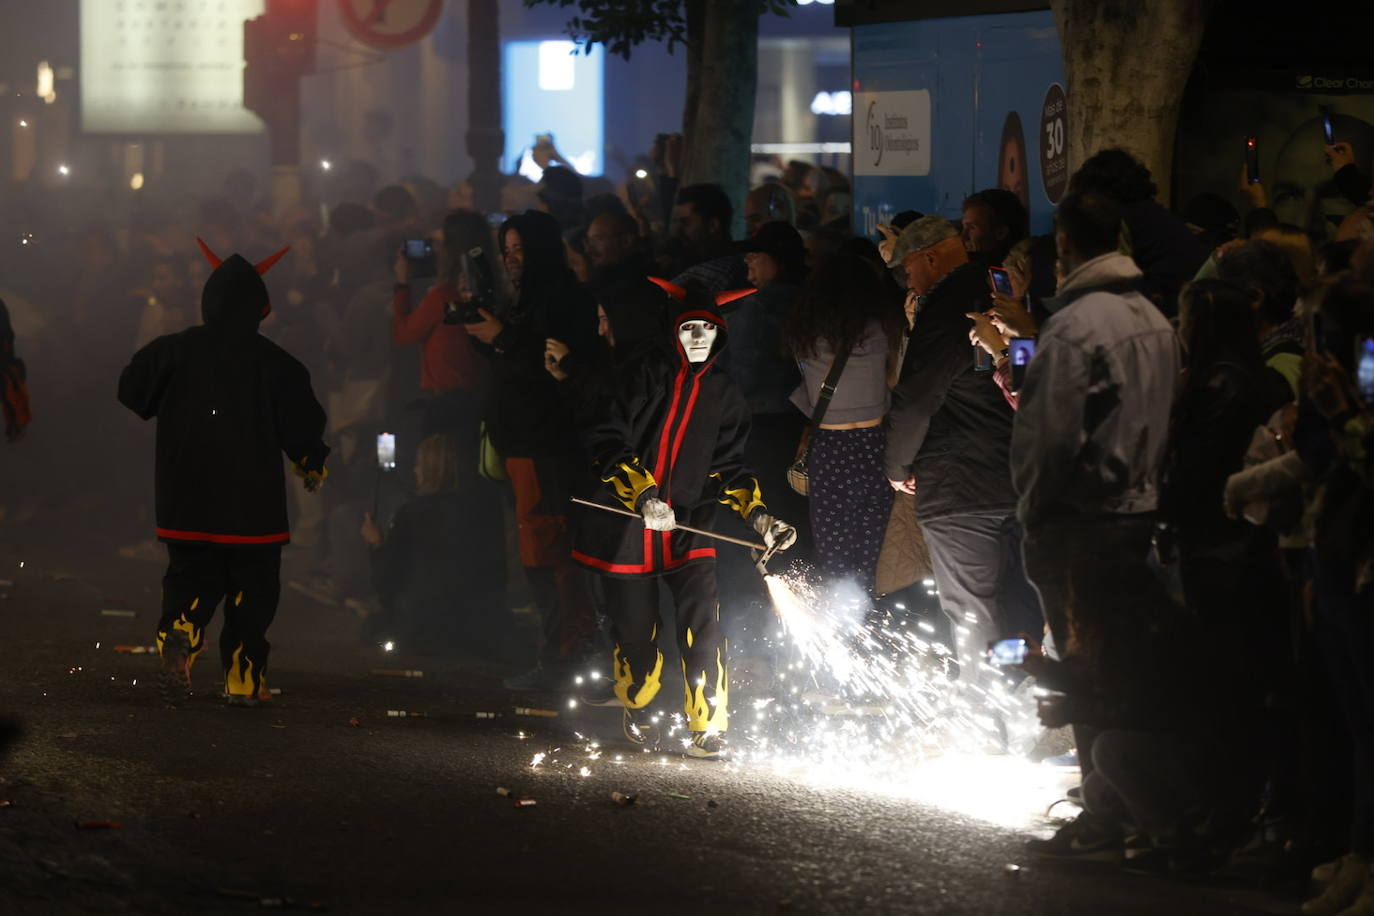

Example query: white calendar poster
[81,0,266,134]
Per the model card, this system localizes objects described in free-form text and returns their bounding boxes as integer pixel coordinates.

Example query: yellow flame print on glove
[603,458,657,512]
[712,473,765,521]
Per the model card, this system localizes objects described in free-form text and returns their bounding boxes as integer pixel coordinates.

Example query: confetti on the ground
[474,712,500,719]
[0,800,14,808]
[667,792,692,800]
[514,707,558,718]
[386,710,426,718]
[369,668,423,678]
[495,787,512,797]
[113,645,158,654]
[513,798,537,807]
[347,717,361,727]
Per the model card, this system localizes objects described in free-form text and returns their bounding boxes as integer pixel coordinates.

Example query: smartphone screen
[1358,336,1374,403]
[1010,337,1036,391]
[988,266,1013,297]
[404,239,430,260]
[376,433,396,471]
[1245,136,1260,184]
[1321,107,1335,145]
[987,638,1028,666]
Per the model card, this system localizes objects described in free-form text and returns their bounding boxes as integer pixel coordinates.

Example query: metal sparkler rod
[570,497,766,552]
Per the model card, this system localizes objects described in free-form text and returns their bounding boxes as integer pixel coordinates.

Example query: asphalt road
[0,527,1301,915]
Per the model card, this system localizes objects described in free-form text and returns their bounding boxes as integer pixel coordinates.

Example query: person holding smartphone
[391,210,490,444]
[883,216,1042,686]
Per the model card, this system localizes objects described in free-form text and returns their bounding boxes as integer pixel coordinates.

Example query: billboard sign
[81,0,266,134]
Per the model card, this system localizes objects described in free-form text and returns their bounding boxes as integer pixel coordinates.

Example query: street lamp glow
[320,159,332,171]
[634,168,648,179]
[57,164,70,176]
[17,119,27,128]
[129,172,144,190]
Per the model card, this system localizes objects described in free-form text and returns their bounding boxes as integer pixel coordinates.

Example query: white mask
[678,320,718,363]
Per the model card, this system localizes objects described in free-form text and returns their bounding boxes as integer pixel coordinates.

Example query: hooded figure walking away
[572,279,797,759]
[118,240,329,707]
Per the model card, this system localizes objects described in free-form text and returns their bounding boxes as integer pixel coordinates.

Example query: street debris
[667,792,692,800]
[369,668,423,678]
[113,645,159,654]
[474,711,500,719]
[514,707,558,718]
[75,820,124,829]
[216,889,329,910]
[610,792,639,806]
[495,787,512,797]
[347,717,361,727]
[100,609,137,618]
[1004,864,1024,875]
[0,799,13,808]
[513,798,537,807]
[385,710,426,718]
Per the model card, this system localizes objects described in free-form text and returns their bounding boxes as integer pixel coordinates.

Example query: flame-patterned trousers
[603,561,728,734]
[156,543,281,699]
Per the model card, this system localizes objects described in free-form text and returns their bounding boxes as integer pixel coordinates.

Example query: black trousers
[157,543,282,698]
[918,511,1042,679]
[602,561,728,734]
[1022,513,1167,779]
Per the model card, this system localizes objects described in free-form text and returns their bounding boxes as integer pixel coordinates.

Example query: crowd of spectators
[3,117,1374,907]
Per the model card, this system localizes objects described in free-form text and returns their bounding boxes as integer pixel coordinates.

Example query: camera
[987,266,1013,297]
[376,432,396,471]
[1010,337,1037,391]
[987,637,1028,666]
[445,247,497,325]
[404,239,436,277]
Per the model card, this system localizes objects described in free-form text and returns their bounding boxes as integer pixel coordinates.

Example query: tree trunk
[466,0,504,215]
[680,0,759,238]
[680,0,705,162]
[1050,0,1213,205]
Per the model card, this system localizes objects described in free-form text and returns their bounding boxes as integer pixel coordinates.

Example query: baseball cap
[887,215,959,266]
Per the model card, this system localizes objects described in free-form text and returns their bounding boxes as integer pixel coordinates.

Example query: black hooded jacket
[118,254,329,546]
[485,210,599,460]
[884,260,1017,521]
[572,286,762,577]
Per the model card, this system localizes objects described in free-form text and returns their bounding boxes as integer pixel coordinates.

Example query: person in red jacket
[390,210,490,440]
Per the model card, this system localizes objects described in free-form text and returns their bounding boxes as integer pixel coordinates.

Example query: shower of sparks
[513,570,1073,829]
[728,573,1065,825]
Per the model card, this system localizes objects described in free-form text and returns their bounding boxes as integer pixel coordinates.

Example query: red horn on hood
[715,287,756,307]
[646,276,687,301]
[196,237,223,269]
[254,246,290,275]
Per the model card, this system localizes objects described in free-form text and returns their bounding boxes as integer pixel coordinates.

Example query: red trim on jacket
[572,545,715,574]
[157,528,291,545]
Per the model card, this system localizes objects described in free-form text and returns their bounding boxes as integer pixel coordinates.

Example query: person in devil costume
[572,278,797,759]
[118,239,329,707]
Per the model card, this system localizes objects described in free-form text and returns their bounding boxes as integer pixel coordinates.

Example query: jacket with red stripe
[118,254,329,547]
[573,294,762,577]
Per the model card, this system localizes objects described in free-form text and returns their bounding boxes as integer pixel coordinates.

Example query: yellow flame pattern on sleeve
[291,460,329,482]
[713,473,765,521]
[602,458,657,512]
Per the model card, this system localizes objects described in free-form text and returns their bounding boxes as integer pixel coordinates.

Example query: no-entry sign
[338,0,444,50]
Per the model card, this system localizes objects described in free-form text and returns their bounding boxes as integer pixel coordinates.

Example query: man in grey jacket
[1012,190,1181,856]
